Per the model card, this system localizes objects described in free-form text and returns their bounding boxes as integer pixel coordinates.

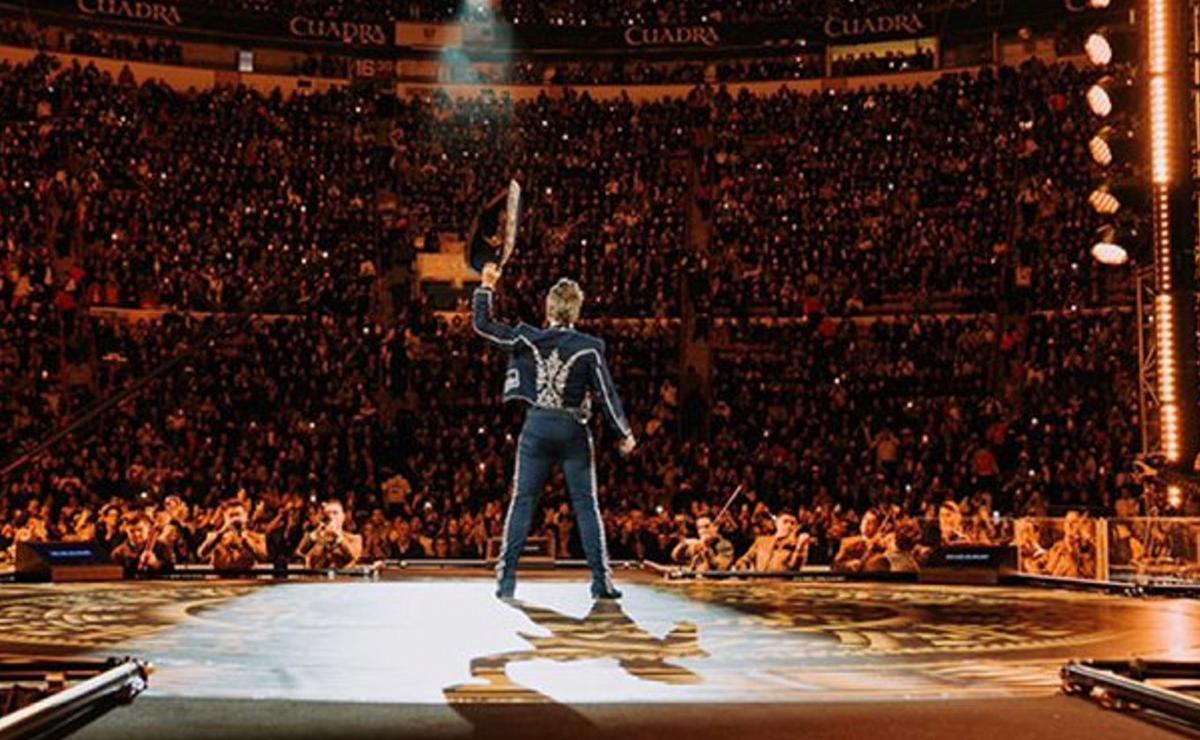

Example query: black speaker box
[15,542,124,583]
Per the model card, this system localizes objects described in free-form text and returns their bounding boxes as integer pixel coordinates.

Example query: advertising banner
[31,0,395,50]
[9,0,1121,56]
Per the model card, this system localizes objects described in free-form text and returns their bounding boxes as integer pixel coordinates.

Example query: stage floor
[2,573,1196,738]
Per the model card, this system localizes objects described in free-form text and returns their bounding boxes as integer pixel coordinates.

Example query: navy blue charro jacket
[472,287,632,438]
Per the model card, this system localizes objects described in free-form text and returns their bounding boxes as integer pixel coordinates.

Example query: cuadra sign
[823,13,926,39]
[623,25,720,48]
[77,0,182,27]
[288,16,390,46]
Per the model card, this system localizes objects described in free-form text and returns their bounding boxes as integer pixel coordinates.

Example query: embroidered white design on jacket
[535,349,570,408]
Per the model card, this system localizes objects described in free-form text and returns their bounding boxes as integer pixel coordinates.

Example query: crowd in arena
[0,44,1189,580]
[60,31,184,66]
[830,47,937,76]
[0,296,1156,577]
[17,55,386,315]
[0,22,184,66]
[176,0,968,26]
[457,56,826,86]
[497,59,708,87]
[0,14,944,88]
[388,87,691,318]
[702,61,1104,315]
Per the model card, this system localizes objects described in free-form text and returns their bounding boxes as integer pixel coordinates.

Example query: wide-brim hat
[466,189,509,274]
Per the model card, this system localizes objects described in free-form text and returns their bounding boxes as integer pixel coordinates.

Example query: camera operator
[671,516,734,572]
[296,499,363,570]
[197,500,268,574]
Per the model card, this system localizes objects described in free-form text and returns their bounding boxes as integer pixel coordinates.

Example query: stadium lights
[1167,484,1183,508]
[1088,188,1121,215]
[1088,126,1138,166]
[1149,78,1173,184]
[1144,0,1189,462]
[1147,0,1169,74]
[1157,292,1180,460]
[1088,182,1146,216]
[1146,0,1175,185]
[1090,224,1140,266]
[1088,133,1112,165]
[1085,27,1137,68]
[1083,23,1143,261]
[1084,13,1137,260]
[1084,0,1196,465]
[1087,82,1114,117]
[1085,32,1113,65]
[1087,76,1137,118]
[1091,240,1129,266]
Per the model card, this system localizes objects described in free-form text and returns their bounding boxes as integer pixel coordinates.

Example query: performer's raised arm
[472,263,517,347]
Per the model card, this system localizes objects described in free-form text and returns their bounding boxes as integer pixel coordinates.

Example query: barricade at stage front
[1015,516,1200,585]
[4,516,1197,590]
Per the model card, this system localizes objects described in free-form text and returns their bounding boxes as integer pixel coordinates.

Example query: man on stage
[473,262,635,599]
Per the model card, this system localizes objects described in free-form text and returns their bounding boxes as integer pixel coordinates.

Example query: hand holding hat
[482,262,502,290]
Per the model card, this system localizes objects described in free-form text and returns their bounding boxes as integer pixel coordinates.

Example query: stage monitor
[15,542,123,583]
[918,544,1017,585]
[486,536,555,563]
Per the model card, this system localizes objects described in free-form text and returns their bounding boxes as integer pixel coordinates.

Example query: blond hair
[545,278,584,326]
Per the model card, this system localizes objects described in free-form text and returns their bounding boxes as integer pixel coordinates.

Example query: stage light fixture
[1085,26,1137,68]
[1167,485,1183,508]
[1148,78,1174,185]
[1157,289,1181,460]
[1091,227,1129,265]
[1085,32,1112,66]
[1147,0,1170,74]
[1142,0,1190,462]
[1090,182,1147,217]
[1088,187,1121,215]
[1091,241,1129,266]
[1088,132,1113,165]
[1088,126,1139,167]
[1087,83,1113,117]
[1087,75,1137,119]
[1154,190,1172,292]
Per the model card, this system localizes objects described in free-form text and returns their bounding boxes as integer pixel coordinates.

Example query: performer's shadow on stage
[443,598,707,735]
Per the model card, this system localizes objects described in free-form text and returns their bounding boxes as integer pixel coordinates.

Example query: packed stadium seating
[0,34,1174,573]
[175,0,957,25]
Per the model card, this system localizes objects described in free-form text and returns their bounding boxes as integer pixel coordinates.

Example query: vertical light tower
[1145,0,1198,465]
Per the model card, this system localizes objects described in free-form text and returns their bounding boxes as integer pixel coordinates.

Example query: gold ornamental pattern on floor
[0,583,259,653]
[0,579,1194,707]
[664,582,1124,658]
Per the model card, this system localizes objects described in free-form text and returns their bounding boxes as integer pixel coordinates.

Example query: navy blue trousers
[496,408,612,591]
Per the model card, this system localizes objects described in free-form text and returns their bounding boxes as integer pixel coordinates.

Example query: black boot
[590,576,622,600]
[496,569,516,599]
